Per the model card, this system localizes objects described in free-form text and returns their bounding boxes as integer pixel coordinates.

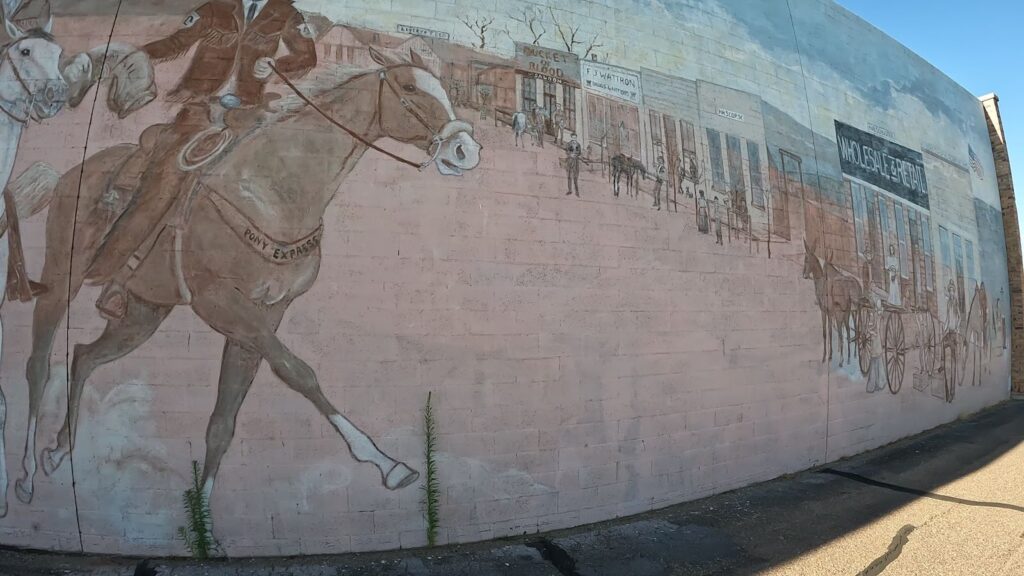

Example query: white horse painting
[0,0,69,518]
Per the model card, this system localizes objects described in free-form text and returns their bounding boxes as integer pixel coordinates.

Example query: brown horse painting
[803,239,863,367]
[13,47,481,505]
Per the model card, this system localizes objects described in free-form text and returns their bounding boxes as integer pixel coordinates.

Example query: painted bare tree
[506,6,547,45]
[458,13,495,49]
[547,5,603,59]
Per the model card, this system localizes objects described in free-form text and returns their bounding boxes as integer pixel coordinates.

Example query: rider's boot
[95,259,137,320]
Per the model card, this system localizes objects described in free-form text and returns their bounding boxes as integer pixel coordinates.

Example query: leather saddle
[89,98,277,319]
[109,98,273,195]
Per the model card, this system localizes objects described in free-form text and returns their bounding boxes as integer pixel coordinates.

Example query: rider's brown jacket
[143,0,316,106]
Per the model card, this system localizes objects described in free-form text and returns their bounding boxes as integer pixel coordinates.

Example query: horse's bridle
[270,62,472,170]
[0,40,47,124]
[375,66,473,168]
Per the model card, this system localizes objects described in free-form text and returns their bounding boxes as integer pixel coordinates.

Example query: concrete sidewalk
[3,400,1024,575]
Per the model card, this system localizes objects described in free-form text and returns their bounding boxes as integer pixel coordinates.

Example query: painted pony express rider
[88,0,317,319]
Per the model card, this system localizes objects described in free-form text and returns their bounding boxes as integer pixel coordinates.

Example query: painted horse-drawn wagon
[852,279,985,403]
[803,237,985,405]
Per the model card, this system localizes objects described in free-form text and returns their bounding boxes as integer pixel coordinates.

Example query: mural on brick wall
[0,0,1010,556]
[1,0,488,516]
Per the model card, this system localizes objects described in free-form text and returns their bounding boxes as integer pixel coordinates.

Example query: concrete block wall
[0,0,1012,556]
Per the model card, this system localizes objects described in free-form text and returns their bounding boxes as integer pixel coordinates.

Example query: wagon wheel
[856,306,871,376]
[942,334,957,403]
[884,311,905,394]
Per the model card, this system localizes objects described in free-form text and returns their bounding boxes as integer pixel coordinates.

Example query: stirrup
[95,282,128,320]
[29,281,47,297]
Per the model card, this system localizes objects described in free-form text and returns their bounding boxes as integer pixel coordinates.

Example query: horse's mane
[269,63,378,116]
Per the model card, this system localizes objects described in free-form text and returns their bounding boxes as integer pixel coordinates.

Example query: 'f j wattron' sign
[835,120,929,209]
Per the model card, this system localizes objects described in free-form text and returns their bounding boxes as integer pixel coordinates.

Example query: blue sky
[836,0,1022,231]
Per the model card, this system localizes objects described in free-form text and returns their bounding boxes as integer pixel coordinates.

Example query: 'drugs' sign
[581,60,642,106]
[835,120,929,209]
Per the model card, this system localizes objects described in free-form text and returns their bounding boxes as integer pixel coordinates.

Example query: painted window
[864,189,884,288]
[562,85,576,130]
[921,214,934,292]
[877,197,890,257]
[909,210,922,305]
[522,76,537,112]
[609,100,641,157]
[726,134,745,193]
[780,150,803,244]
[649,110,662,146]
[681,120,697,180]
[953,232,965,311]
[543,79,556,110]
[662,117,680,189]
[748,141,764,208]
[938,225,951,285]
[894,203,909,278]
[851,182,869,257]
[707,128,726,190]
[649,110,663,166]
[965,238,976,291]
[681,120,696,158]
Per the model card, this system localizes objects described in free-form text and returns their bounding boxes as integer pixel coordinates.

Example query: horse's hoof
[14,479,33,504]
[384,462,419,490]
[41,448,62,477]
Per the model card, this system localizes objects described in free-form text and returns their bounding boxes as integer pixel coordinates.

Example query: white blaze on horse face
[411,67,455,121]
[408,68,481,176]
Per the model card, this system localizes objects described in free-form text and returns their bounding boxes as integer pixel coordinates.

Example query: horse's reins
[269,62,441,170]
[0,45,38,124]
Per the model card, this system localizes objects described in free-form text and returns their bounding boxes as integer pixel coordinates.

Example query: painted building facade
[0,0,1012,557]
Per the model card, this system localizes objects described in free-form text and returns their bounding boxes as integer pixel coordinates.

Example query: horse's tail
[0,162,60,238]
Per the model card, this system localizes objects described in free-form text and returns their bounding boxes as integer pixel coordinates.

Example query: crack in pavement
[856,524,915,576]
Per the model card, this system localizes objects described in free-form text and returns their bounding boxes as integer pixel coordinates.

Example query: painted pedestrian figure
[886,243,901,308]
[712,197,723,245]
[532,105,545,148]
[564,132,582,197]
[668,154,679,212]
[552,104,566,146]
[697,190,709,234]
[861,249,874,291]
[512,110,528,148]
[676,162,687,200]
[945,278,960,334]
[652,155,666,210]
